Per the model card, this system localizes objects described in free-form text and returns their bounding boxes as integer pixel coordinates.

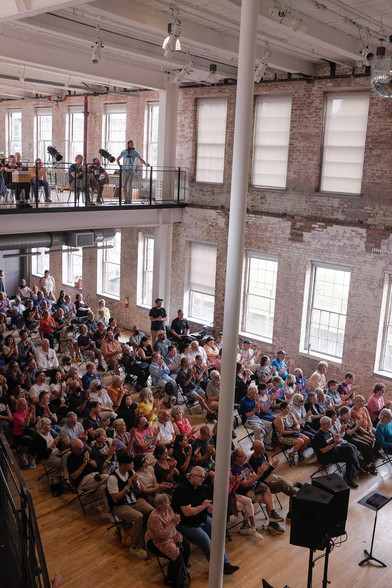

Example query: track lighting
[162,6,181,59]
[269,4,306,32]
[206,63,219,84]
[173,56,193,84]
[255,43,271,82]
[91,25,104,64]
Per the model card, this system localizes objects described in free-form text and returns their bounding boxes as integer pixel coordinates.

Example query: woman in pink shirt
[367,382,392,424]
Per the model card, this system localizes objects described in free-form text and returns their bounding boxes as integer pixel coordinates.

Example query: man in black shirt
[312,416,361,489]
[171,466,239,575]
[149,298,167,345]
[170,309,191,352]
[67,438,108,492]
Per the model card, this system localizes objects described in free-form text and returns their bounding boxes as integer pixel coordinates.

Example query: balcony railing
[1,163,187,210]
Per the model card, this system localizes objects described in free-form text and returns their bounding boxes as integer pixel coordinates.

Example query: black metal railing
[0,430,50,588]
[1,162,187,210]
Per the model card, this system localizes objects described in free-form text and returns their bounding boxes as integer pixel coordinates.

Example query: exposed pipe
[0,228,116,251]
[83,93,88,163]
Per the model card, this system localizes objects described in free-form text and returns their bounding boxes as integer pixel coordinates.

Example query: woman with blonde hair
[35,417,63,469]
[138,387,162,423]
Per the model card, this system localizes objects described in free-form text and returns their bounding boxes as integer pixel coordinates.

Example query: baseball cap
[243,339,251,345]
[206,336,214,342]
[277,349,287,355]
[155,298,163,303]
[118,453,134,465]
[218,332,223,337]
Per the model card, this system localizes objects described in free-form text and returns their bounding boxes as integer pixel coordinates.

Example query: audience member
[171,466,239,575]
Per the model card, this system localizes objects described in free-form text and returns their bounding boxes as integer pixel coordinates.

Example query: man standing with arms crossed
[149,298,167,345]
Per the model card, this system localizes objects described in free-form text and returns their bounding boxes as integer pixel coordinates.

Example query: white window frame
[144,102,159,171]
[137,234,154,308]
[6,109,22,155]
[252,96,292,189]
[35,108,52,163]
[320,92,369,195]
[188,242,217,325]
[302,263,351,361]
[62,246,83,288]
[102,104,127,170]
[97,232,121,300]
[375,274,392,377]
[241,253,278,342]
[66,106,84,164]
[196,98,227,184]
[31,247,49,278]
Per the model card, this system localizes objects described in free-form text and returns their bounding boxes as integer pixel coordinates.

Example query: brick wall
[6,67,392,400]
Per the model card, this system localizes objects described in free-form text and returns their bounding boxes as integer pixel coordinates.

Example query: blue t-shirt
[118,148,141,172]
[271,357,288,379]
[239,395,255,419]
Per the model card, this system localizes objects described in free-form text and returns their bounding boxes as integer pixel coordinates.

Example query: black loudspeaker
[311,474,349,539]
[290,483,333,550]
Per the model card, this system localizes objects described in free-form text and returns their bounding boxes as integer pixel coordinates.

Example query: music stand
[358,491,391,567]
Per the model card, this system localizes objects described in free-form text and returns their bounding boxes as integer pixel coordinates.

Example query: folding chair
[177,382,195,415]
[104,490,123,539]
[310,461,345,479]
[259,493,283,519]
[147,539,171,583]
[68,480,102,516]
[236,409,255,446]
[38,462,63,482]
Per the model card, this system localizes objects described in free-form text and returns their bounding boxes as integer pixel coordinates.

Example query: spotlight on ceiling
[255,42,271,82]
[206,63,219,84]
[269,4,306,32]
[173,56,193,84]
[91,25,104,64]
[359,45,374,62]
[162,6,181,59]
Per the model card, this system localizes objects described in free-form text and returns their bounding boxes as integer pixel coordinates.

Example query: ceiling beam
[89,0,316,75]
[1,0,93,23]
[257,3,363,62]
[0,33,168,91]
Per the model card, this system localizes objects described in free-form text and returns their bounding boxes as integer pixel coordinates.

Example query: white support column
[208,1,258,587]
[153,213,173,319]
[157,80,179,201]
[157,80,179,167]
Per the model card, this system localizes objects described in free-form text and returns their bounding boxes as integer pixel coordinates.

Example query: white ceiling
[0,0,391,100]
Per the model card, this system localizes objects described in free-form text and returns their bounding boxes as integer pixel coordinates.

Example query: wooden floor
[22,393,392,588]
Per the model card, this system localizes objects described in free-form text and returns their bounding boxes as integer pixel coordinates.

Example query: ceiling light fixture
[206,63,219,84]
[162,5,181,59]
[91,25,104,64]
[173,56,193,84]
[269,4,306,32]
[255,42,271,82]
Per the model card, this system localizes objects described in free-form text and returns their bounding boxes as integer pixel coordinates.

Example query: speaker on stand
[290,476,349,588]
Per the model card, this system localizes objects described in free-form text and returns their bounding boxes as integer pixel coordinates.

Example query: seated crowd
[1,277,392,583]
[0,151,110,208]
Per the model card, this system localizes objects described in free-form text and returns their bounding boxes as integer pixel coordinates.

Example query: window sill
[250,185,286,191]
[373,369,392,381]
[192,181,224,188]
[314,191,361,199]
[238,332,272,345]
[97,292,120,302]
[298,349,342,365]
[62,282,82,290]
[188,317,213,328]
[136,303,153,311]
